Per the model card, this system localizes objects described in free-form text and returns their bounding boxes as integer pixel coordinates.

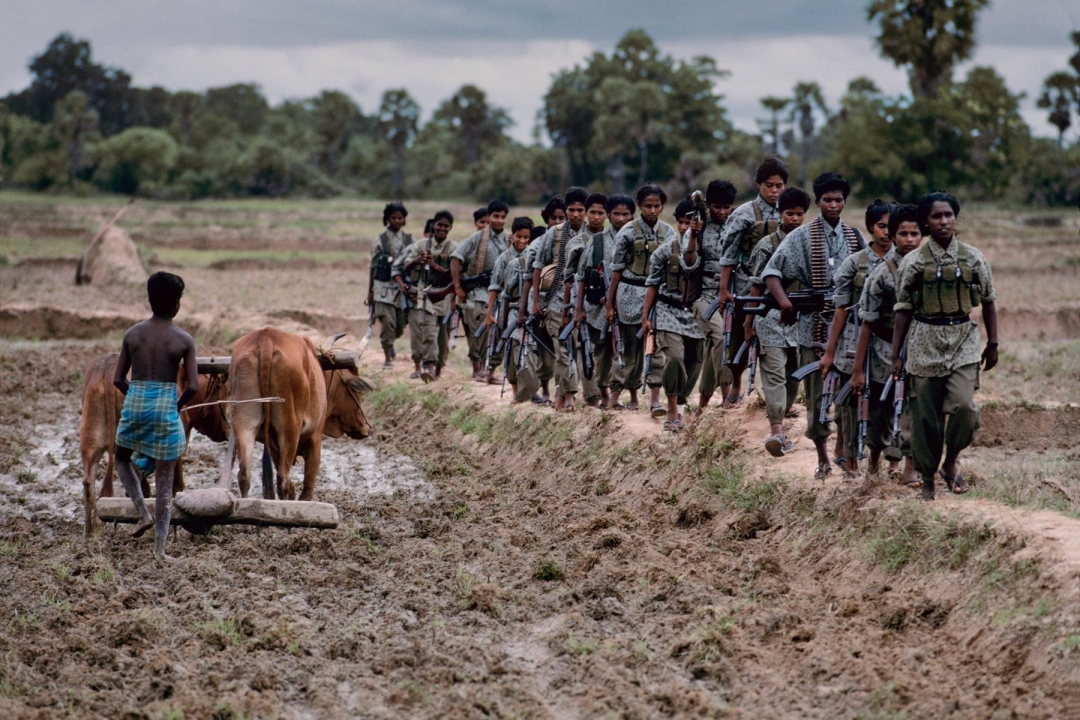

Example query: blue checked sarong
[115,381,187,469]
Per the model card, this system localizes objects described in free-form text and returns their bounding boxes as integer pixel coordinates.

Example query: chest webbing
[544,222,573,305]
[469,227,491,275]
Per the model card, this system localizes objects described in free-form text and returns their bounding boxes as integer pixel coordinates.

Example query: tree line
[2,0,1079,206]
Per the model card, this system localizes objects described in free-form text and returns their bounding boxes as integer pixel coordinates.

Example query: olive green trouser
[436,319,450,371]
[799,345,834,443]
[610,321,665,393]
[692,297,731,399]
[759,344,799,427]
[408,308,438,364]
[724,307,749,376]
[851,381,905,461]
[463,300,501,367]
[374,301,407,351]
[514,322,555,403]
[581,324,615,402]
[656,331,702,403]
[909,364,981,483]
[544,306,578,396]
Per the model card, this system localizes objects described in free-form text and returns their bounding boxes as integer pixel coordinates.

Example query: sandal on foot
[382,361,394,370]
[939,469,969,494]
[650,405,667,419]
[420,368,434,384]
[627,402,640,412]
[814,464,832,481]
[785,408,802,418]
[663,419,682,432]
[609,401,626,411]
[765,435,785,458]
[833,456,849,471]
[408,370,423,379]
[919,485,936,501]
[781,437,795,455]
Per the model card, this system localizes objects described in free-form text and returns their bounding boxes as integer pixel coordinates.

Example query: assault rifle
[880,342,908,443]
[733,289,835,317]
[856,350,871,461]
[579,322,595,380]
[641,305,658,394]
[819,367,840,426]
[733,338,760,395]
[425,271,492,304]
[444,304,465,350]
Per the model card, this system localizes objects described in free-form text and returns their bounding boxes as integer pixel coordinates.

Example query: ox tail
[103,363,116,493]
[258,332,275,495]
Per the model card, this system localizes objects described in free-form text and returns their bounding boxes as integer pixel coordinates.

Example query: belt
[914,313,970,326]
[656,294,689,310]
[620,276,646,287]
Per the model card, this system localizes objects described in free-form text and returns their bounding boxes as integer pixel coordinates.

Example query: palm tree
[789,82,829,186]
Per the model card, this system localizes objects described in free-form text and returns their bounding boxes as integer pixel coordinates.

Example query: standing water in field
[0,416,431,523]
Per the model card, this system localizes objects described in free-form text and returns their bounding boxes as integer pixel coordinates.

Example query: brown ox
[78,353,230,538]
[227,328,372,501]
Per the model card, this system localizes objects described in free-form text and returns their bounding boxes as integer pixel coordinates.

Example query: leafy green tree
[757,96,789,154]
[51,90,100,184]
[788,82,829,186]
[431,84,512,167]
[868,0,989,99]
[205,83,268,135]
[376,88,420,196]
[542,30,729,191]
[309,90,362,176]
[951,66,1030,197]
[168,92,204,148]
[91,127,179,195]
[1036,71,1077,147]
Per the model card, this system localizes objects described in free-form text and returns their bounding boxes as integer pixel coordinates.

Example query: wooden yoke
[196,348,359,375]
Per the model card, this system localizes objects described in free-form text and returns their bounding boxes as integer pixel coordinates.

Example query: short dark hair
[511,216,534,234]
[584,192,608,211]
[635,183,667,206]
[541,195,566,223]
[530,226,547,241]
[148,271,184,317]
[777,187,812,213]
[434,210,454,226]
[564,186,589,208]
[755,155,789,185]
[673,197,695,220]
[888,203,920,238]
[473,207,489,223]
[812,172,851,202]
[865,198,892,232]
[605,194,636,215]
[382,201,407,226]
[487,199,510,215]
[917,191,960,232]
[706,180,737,205]
[424,218,435,235]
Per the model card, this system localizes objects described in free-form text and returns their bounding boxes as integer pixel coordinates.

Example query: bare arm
[113,338,132,395]
[820,306,848,377]
[851,323,873,394]
[485,289,499,326]
[981,300,998,371]
[451,258,467,301]
[605,270,622,324]
[719,266,734,304]
[641,286,657,338]
[574,279,586,324]
[891,310,913,375]
[531,267,543,314]
[178,336,198,409]
[765,276,795,325]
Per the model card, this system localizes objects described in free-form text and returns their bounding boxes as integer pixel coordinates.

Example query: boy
[453,199,510,382]
[718,156,788,407]
[892,192,998,500]
[393,210,457,382]
[762,172,865,480]
[745,187,810,456]
[473,207,489,231]
[486,216,534,400]
[852,203,922,485]
[692,180,738,408]
[113,271,198,562]
[821,199,894,478]
[366,202,413,370]
[607,185,677,414]
[532,186,589,411]
[642,201,705,431]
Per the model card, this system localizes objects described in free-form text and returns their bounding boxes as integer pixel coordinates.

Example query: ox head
[323,370,375,439]
[185,374,231,443]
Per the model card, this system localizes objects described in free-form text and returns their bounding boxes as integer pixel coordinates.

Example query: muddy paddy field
[2,193,1080,719]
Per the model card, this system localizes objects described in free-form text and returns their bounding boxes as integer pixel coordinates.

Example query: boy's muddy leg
[114,445,153,537]
[154,460,177,561]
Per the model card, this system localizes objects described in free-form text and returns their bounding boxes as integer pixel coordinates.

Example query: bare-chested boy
[113,272,198,561]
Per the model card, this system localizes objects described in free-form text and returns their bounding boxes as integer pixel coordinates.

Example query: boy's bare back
[116,317,198,389]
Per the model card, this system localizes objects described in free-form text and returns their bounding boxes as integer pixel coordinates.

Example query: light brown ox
[78,353,230,538]
[226,328,373,501]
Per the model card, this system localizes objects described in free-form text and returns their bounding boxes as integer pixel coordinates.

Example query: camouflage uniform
[573,227,618,402]
[370,230,412,352]
[688,218,730,399]
[392,237,456,367]
[489,245,528,391]
[532,223,586,397]
[610,217,677,392]
[452,228,507,366]
[894,236,996,483]
[748,229,799,426]
[646,238,705,404]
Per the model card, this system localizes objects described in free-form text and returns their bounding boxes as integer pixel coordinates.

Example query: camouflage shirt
[719,195,780,295]
[895,236,997,378]
[859,247,906,385]
[392,237,457,315]
[611,217,677,324]
[451,228,508,304]
[572,226,617,331]
[831,247,891,375]
[370,229,411,304]
[645,240,705,338]
[684,217,727,304]
[748,229,797,349]
[761,218,862,348]
[531,222,586,309]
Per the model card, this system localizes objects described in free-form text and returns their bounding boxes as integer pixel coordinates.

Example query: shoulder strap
[402,232,413,247]
[769,229,784,251]
[884,256,899,280]
[470,227,491,275]
[378,231,391,256]
[752,200,763,223]
[591,230,604,267]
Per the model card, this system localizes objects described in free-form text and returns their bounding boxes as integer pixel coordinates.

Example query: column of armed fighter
[367,156,998,502]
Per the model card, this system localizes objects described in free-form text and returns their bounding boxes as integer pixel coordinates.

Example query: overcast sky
[2,0,1077,144]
